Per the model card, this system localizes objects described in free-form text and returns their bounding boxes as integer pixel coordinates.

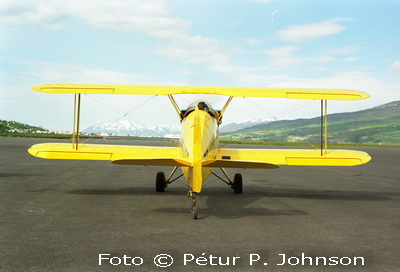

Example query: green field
[221,101,400,145]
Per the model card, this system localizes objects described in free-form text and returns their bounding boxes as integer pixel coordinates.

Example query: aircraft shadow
[204,191,307,219]
[68,186,393,219]
[68,187,186,196]
[247,187,393,201]
[154,206,307,220]
[68,186,393,200]
[68,187,307,219]
[0,173,44,178]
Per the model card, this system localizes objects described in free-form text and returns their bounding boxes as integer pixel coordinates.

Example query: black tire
[156,172,166,192]
[191,206,198,220]
[233,173,243,194]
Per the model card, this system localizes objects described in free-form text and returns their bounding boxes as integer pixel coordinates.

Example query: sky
[1,0,399,131]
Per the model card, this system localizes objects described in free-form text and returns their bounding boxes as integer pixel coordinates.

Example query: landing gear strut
[188,191,198,220]
[211,168,243,194]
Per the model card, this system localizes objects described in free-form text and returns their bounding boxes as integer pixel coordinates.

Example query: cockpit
[181,101,221,120]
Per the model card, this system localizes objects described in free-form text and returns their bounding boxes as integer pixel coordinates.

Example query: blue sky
[1,0,399,131]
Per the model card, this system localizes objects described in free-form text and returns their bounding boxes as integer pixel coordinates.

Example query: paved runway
[1,137,399,271]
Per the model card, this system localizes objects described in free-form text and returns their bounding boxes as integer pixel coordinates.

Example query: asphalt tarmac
[1,137,399,271]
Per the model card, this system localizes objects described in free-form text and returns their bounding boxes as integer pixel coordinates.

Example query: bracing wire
[275,100,315,119]
[84,94,148,125]
[242,97,319,150]
[244,97,278,121]
[86,94,126,116]
[124,95,159,116]
[81,94,158,144]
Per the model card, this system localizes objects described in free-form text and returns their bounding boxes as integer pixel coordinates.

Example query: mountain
[83,120,181,138]
[220,101,400,145]
[219,119,274,133]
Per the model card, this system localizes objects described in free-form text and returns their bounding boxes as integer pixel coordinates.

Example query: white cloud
[245,38,263,46]
[316,55,336,63]
[0,0,228,65]
[64,0,190,39]
[266,45,300,57]
[327,45,360,55]
[180,68,196,76]
[154,34,229,64]
[342,57,359,62]
[391,60,400,71]
[0,1,64,28]
[264,44,361,68]
[277,18,350,42]
[20,61,151,84]
[249,0,275,3]
[209,63,264,74]
[315,45,360,64]
[265,45,307,66]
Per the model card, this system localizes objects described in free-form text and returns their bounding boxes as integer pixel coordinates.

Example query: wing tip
[358,91,371,100]
[28,145,38,157]
[32,85,44,92]
[360,153,372,164]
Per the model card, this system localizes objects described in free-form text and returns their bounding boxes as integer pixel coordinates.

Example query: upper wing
[32,84,370,101]
[28,143,191,166]
[204,148,371,168]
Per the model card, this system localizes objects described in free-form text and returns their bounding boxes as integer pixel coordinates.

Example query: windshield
[182,100,219,119]
[186,100,214,111]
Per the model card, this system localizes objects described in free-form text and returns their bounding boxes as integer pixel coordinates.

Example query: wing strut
[72,94,82,150]
[168,95,183,121]
[320,100,328,155]
[218,96,233,124]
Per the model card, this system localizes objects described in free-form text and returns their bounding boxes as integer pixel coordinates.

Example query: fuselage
[179,101,220,193]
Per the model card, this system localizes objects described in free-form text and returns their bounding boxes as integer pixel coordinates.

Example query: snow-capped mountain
[83,120,181,138]
[83,118,274,137]
[219,119,274,133]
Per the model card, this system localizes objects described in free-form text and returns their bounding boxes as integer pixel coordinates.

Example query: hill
[0,120,49,134]
[220,101,400,145]
[219,119,273,133]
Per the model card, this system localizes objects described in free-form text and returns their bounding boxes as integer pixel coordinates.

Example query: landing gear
[232,173,243,194]
[211,168,244,194]
[156,172,166,192]
[155,167,183,192]
[188,191,198,220]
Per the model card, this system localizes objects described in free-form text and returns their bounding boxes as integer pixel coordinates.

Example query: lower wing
[29,144,371,168]
[28,143,191,166]
[204,148,371,168]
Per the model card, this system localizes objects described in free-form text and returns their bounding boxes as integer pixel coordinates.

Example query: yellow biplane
[28,84,371,219]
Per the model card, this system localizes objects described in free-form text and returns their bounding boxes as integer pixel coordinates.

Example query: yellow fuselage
[180,106,219,193]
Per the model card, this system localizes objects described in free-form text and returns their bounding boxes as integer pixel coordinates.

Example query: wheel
[156,172,166,192]
[233,173,243,194]
[190,192,198,219]
[191,206,198,220]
